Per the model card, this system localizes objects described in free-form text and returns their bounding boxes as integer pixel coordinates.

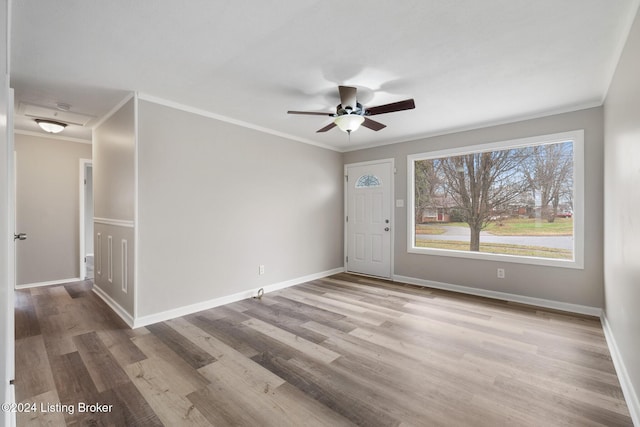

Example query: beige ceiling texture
[10,0,640,151]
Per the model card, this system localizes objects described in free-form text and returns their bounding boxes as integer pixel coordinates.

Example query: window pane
[412,140,575,261]
[355,174,382,188]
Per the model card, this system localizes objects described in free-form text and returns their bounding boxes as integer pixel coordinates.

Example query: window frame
[407,130,584,269]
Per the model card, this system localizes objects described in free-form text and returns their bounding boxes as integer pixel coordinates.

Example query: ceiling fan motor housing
[336,102,365,117]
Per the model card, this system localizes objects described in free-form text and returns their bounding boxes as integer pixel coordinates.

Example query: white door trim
[79,159,92,279]
[3,84,16,427]
[344,158,395,278]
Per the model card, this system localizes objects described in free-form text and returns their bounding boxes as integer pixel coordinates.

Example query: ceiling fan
[287,85,415,134]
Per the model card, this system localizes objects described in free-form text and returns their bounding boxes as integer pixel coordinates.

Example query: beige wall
[14,134,92,285]
[603,8,640,419]
[93,98,136,316]
[93,98,135,221]
[344,107,604,308]
[136,100,343,317]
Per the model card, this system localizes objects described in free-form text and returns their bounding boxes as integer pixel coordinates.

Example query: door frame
[79,159,92,280]
[344,158,395,279]
[2,84,16,426]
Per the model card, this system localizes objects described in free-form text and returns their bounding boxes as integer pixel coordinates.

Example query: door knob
[14,233,27,241]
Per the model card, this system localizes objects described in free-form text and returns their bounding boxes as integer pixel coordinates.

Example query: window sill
[407,246,584,269]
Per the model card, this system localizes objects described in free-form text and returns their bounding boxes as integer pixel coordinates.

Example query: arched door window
[355,174,382,188]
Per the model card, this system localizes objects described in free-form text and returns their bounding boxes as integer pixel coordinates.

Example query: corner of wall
[601,313,640,426]
[92,285,135,328]
[602,5,640,425]
[93,97,136,322]
[132,267,344,328]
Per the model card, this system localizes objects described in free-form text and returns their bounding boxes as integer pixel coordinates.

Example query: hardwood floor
[14,274,633,426]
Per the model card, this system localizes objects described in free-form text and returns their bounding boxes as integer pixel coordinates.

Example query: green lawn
[415,239,573,259]
[414,224,447,235]
[485,217,573,236]
[416,217,573,236]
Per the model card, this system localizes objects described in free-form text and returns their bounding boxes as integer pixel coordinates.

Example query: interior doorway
[79,159,93,280]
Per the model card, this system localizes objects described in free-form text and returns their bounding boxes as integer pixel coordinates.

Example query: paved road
[416,225,573,250]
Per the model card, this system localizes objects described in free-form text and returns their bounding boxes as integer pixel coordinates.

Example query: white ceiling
[10,0,640,151]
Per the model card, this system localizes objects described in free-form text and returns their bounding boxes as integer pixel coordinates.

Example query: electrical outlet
[497,268,505,279]
[259,265,265,275]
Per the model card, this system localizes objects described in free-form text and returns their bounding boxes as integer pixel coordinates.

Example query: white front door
[345,160,393,278]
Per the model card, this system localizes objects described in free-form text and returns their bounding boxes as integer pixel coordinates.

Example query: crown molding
[136,92,340,153]
[14,129,92,144]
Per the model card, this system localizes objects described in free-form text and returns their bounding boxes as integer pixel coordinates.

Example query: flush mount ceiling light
[334,114,365,134]
[35,119,67,133]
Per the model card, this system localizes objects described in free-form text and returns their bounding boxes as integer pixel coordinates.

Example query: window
[356,174,382,188]
[407,130,584,268]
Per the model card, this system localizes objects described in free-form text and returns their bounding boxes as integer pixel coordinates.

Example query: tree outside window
[408,131,583,268]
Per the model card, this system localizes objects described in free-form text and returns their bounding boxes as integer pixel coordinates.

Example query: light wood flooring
[14,273,633,426]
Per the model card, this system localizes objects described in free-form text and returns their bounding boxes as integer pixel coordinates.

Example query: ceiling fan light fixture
[288,85,414,134]
[334,114,364,133]
[35,119,67,133]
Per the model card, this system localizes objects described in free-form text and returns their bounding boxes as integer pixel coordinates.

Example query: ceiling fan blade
[362,117,386,131]
[316,122,337,133]
[338,86,357,110]
[365,99,415,116]
[287,110,334,116]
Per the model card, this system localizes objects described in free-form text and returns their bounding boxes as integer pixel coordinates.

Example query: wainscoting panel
[107,235,113,283]
[96,232,102,276]
[94,222,135,317]
[121,239,128,293]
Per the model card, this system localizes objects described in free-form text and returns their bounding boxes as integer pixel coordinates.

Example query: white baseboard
[4,383,15,427]
[92,285,135,328]
[393,274,602,317]
[3,410,15,427]
[601,313,640,426]
[15,277,84,290]
[132,267,345,328]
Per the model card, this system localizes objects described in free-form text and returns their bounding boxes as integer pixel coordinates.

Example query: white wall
[136,100,343,318]
[14,134,92,285]
[344,107,605,309]
[603,7,640,423]
[93,98,136,316]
